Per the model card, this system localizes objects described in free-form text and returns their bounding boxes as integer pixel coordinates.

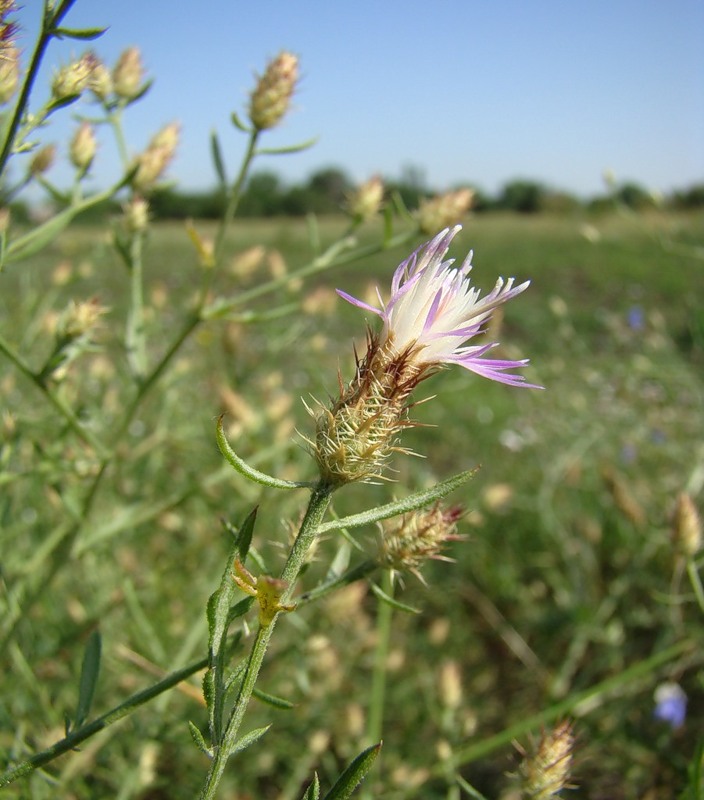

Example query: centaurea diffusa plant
[312,224,541,486]
[208,227,539,797]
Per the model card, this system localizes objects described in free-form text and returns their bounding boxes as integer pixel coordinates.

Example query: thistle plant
[2,2,698,798]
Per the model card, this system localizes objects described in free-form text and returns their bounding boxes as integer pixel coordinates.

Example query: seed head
[122,196,150,233]
[248,51,299,130]
[89,60,113,100]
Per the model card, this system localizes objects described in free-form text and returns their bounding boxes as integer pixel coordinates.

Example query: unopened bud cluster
[417,189,474,235]
[378,503,463,580]
[0,44,19,104]
[518,721,574,800]
[346,176,384,222]
[248,51,299,130]
[311,335,428,486]
[122,196,150,233]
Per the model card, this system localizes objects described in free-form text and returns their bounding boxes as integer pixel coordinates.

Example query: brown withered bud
[518,721,575,800]
[29,144,56,176]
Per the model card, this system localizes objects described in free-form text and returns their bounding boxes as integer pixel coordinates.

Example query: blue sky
[15,0,704,198]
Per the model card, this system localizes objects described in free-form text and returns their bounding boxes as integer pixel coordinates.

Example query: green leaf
[301,774,320,800]
[74,630,101,727]
[252,687,295,710]
[123,79,153,107]
[50,26,107,40]
[370,582,419,614]
[235,509,256,561]
[188,721,213,757]
[206,509,257,742]
[231,111,252,132]
[210,130,227,187]
[233,724,271,754]
[323,742,382,800]
[317,468,479,534]
[255,136,318,156]
[216,415,312,490]
[226,597,254,627]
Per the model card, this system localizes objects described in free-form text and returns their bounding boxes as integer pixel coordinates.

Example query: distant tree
[239,171,283,216]
[306,167,352,212]
[149,188,225,219]
[671,183,704,209]
[616,181,655,210]
[498,179,545,213]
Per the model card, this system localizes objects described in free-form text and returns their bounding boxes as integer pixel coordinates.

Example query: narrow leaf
[323,742,382,800]
[74,630,101,727]
[235,509,256,560]
[301,773,320,800]
[231,111,252,132]
[253,687,295,710]
[233,724,271,754]
[227,597,254,626]
[216,416,311,489]
[207,509,257,742]
[317,468,479,534]
[123,79,153,106]
[370,582,419,614]
[50,26,107,40]
[255,136,318,156]
[210,130,227,187]
[188,721,213,757]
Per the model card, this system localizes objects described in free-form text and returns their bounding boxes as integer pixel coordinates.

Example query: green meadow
[2,208,704,798]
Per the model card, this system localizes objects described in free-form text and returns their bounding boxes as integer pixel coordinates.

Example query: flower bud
[437,660,463,711]
[346,175,384,221]
[0,43,19,104]
[378,503,464,581]
[248,51,298,130]
[51,52,96,100]
[672,492,701,557]
[0,206,9,234]
[113,47,144,100]
[89,60,113,100]
[417,188,474,234]
[122,196,150,233]
[69,122,97,172]
[29,144,56,176]
[57,298,107,340]
[519,721,575,800]
[132,123,179,192]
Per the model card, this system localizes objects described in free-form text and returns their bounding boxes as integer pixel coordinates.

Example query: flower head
[338,225,541,388]
[654,682,687,729]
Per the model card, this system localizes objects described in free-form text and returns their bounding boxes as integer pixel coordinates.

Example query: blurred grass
[1,208,703,798]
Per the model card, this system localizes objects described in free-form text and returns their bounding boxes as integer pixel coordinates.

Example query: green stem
[686,558,704,615]
[367,570,394,746]
[0,0,78,175]
[0,653,209,787]
[0,331,107,456]
[199,482,333,800]
[125,230,147,380]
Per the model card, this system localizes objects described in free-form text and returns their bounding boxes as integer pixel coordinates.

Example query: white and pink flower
[337,225,541,388]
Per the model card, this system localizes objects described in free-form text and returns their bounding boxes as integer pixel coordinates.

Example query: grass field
[1,208,703,799]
